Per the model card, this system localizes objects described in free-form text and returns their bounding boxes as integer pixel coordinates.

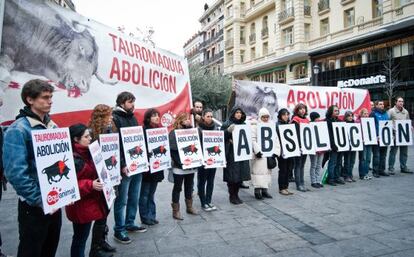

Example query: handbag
[267,156,277,169]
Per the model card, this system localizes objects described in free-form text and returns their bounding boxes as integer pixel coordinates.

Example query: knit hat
[309,112,320,122]
[69,123,88,142]
[258,107,270,120]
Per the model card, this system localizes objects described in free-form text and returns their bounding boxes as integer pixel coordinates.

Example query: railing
[304,5,311,16]
[249,33,256,44]
[318,0,329,12]
[203,51,224,66]
[261,27,269,38]
[357,17,383,31]
[278,7,294,22]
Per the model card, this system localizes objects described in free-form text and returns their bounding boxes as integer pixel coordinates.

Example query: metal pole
[0,0,5,51]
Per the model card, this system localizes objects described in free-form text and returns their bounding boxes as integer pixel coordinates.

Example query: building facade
[50,0,76,11]
[184,32,204,65]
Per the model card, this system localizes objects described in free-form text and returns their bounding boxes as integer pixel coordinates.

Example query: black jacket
[326,116,340,152]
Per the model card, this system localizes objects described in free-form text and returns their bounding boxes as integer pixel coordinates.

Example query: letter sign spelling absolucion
[395,120,413,146]
[257,123,278,157]
[233,124,253,162]
[361,118,377,145]
[278,124,300,158]
[332,122,350,152]
[379,121,394,147]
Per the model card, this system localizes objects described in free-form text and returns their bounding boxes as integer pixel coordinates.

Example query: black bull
[149,145,168,158]
[42,157,70,185]
[206,146,222,156]
[128,146,144,159]
[104,155,117,170]
[182,145,198,156]
[0,0,116,97]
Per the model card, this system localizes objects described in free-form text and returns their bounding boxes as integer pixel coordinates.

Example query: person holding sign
[343,111,357,183]
[276,109,294,195]
[66,124,113,257]
[251,108,280,199]
[308,112,325,188]
[221,107,251,205]
[112,92,146,245]
[371,101,390,177]
[3,80,62,257]
[387,96,412,174]
[291,104,310,192]
[139,108,164,225]
[169,112,199,220]
[357,109,373,180]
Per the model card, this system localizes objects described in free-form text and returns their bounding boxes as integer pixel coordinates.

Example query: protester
[326,105,346,186]
[66,124,113,257]
[169,112,198,220]
[308,112,324,188]
[357,108,373,180]
[0,126,10,257]
[291,103,310,192]
[221,107,251,204]
[3,79,61,257]
[197,109,219,211]
[342,111,357,183]
[251,108,280,199]
[139,108,164,225]
[371,100,390,177]
[276,109,294,195]
[112,92,146,244]
[387,96,412,174]
[191,100,203,127]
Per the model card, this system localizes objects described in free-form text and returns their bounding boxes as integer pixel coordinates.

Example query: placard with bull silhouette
[175,128,203,169]
[202,130,226,168]
[99,133,121,185]
[146,127,171,173]
[88,140,116,208]
[31,128,80,214]
[120,126,149,176]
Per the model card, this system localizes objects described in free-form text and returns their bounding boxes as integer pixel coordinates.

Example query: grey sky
[72,0,213,56]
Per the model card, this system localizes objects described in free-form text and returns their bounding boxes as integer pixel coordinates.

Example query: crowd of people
[0,79,412,257]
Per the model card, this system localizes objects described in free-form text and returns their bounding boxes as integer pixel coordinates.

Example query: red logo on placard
[206,158,214,166]
[129,162,137,172]
[47,187,60,205]
[183,158,192,166]
[152,160,160,169]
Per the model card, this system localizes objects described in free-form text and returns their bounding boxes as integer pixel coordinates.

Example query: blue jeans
[139,181,158,223]
[388,145,408,171]
[70,222,92,257]
[113,173,142,232]
[343,151,356,178]
[372,146,388,173]
[358,145,372,178]
[309,153,324,184]
[293,155,307,188]
[327,151,343,182]
[197,167,216,206]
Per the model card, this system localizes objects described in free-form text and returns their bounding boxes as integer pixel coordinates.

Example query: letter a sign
[233,124,253,162]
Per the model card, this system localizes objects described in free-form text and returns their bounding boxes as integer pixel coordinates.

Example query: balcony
[341,0,355,5]
[318,0,330,15]
[261,27,269,39]
[243,0,275,22]
[304,5,311,16]
[203,51,224,66]
[249,33,256,44]
[225,39,234,49]
[278,7,294,24]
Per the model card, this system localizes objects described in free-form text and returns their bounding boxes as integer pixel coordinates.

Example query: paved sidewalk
[1,147,414,257]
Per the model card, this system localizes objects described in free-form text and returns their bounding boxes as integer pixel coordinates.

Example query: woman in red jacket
[67,124,112,257]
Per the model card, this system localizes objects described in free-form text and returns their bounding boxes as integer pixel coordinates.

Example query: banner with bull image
[202,130,226,168]
[120,126,149,176]
[1,0,192,127]
[175,128,203,169]
[31,128,80,214]
[89,140,116,208]
[146,127,171,173]
[99,133,121,186]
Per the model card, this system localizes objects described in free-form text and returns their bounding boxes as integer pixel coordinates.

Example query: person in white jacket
[251,108,281,199]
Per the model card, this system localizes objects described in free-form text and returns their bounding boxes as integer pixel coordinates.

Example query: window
[262,16,268,29]
[240,2,246,14]
[250,0,255,8]
[227,28,233,39]
[344,8,355,28]
[372,0,383,18]
[393,43,409,57]
[227,5,233,17]
[206,50,210,60]
[395,0,411,7]
[250,23,256,43]
[320,18,329,36]
[251,75,260,81]
[368,48,387,62]
[211,29,215,38]
[240,26,245,44]
[294,64,307,79]
[251,47,256,60]
[211,47,216,57]
[262,72,273,82]
[282,0,293,10]
[240,50,245,63]
[227,52,234,65]
[275,70,286,83]
[263,42,268,56]
[341,54,362,67]
[282,27,294,46]
[304,23,310,41]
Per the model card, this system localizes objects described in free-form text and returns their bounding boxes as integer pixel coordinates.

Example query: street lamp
[313,65,320,86]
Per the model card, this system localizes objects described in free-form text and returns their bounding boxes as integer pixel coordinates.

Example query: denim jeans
[343,151,357,178]
[388,145,408,171]
[309,153,324,184]
[17,200,62,257]
[293,155,307,188]
[197,167,216,206]
[327,151,343,182]
[278,157,292,190]
[358,145,372,178]
[372,146,388,173]
[172,173,194,203]
[71,222,92,257]
[139,181,158,223]
[113,173,142,232]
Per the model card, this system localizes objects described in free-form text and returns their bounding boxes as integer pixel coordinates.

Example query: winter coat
[221,107,251,183]
[3,107,57,207]
[370,108,389,134]
[251,108,281,188]
[388,106,409,121]
[112,106,139,169]
[142,124,164,183]
[66,143,107,224]
[326,114,341,152]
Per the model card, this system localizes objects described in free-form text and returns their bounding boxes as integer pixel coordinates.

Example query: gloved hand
[255,152,263,158]
[227,124,236,133]
[272,153,277,158]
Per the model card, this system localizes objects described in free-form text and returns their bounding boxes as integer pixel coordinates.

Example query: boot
[234,184,243,204]
[185,198,198,215]
[254,188,263,200]
[171,202,183,220]
[89,224,114,257]
[261,188,273,198]
[228,184,238,204]
[99,225,116,253]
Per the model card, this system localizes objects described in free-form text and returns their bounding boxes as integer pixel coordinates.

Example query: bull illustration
[104,155,117,170]
[149,145,168,158]
[0,0,117,100]
[206,145,222,156]
[42,156,70,185]
[128,145,144,159]
[182,144,198,156]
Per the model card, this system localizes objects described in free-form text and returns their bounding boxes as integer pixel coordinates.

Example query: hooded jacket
[370,107,389,134]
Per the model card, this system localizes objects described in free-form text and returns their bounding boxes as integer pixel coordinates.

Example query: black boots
[228,183,243,204]
[90,224,114,257]
[100,225,116,253]
[254,188,263,200]
[261,188,272,198]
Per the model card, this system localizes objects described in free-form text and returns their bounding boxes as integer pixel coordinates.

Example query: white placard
[300,123,316,155]
[313,122,331,152]
[202,130,226,168]
[99,133,121,186]
[395,120,413,146]
[257,123,278,157]
[278,124,301,158]
[346,123,363,151]
[332,122,350,152]
[233,124,253,162]
[32,128,80,214]
[361,118,377,145]
[146,127,171,172]
[379,120,394,147]
[120,126,149,176]
[175,128,204,169]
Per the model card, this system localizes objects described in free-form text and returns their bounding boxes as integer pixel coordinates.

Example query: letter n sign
[395,120,413,146]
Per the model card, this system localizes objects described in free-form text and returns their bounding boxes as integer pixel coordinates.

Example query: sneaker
[152,219,159,224]
[345,177,353,183]
[401,169,413,174]
[351,178,356,182]
[207,203,217,211]
[202,204,212,211]
[327,181,337,186]
[126,225,147,233]
[335,179,345,185]
[311,183,320,188]
[317,183,324,188]
[142,219,156,226]
[361,175,370,180]
[279,189,290,195]
[240,182,249,189]
[114,231,132,244]
[367,175,373,180]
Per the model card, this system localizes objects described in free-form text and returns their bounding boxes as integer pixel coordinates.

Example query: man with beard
[191,100,203,127]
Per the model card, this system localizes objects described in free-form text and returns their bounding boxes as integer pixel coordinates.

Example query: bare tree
[382,50,399,105]
[117,25,156,47]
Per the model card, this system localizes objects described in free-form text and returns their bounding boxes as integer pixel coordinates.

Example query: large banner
[31,128,80,214]
[234,80,370,120]
[146,127,171,173]
[99,133,121,186]
[0,0,192,126]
